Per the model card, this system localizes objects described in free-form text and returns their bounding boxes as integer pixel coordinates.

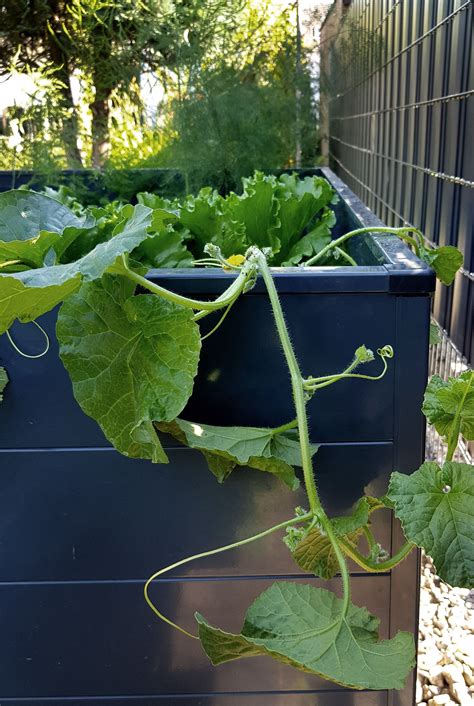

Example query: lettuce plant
[0,184,471,692]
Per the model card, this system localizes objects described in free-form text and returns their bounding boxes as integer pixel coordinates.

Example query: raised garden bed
[0,168,435,706]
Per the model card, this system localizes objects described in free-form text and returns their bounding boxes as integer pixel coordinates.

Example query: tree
[156,1,319,191]
[0,0,242,167]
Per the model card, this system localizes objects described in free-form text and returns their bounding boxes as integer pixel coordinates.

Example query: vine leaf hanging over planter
[57,276,201,463]
[388,461,474,588]
[290,497,373,579]
[0,198,154,333]
[417,244,464,286]
[195,582,415,690]
[422,371,474,443]
[157,418,318,488]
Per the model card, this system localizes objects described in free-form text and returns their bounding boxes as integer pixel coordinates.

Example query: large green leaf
[281,212,335,266]
[57,276,201,463]
[157,419,315,489]
[0,190,94,268]
[179,189,247,258]
[422,371,474,442]
[0,367,8,402]
[0,190,89,241]
[0,204,153,333]
[170,420,312,465]
[419,245,463,286]
[388,461,474,588]
[272,174,335,265]
[226,172,279,252]
[196,582,415,690]
[291,498,371,579]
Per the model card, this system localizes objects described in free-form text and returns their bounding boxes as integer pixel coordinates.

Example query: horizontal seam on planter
[0,687,384,701]
[0,440,395,453]
[0,573,391,586]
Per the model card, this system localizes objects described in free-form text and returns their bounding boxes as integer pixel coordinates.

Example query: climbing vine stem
[144,511,312,639]
[304,226,423,267]
[257,251,352,615]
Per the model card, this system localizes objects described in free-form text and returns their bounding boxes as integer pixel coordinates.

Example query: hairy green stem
[257,253,352,617]
[257,254,321,516]
[123,258,253,312]
[144,512,312,639]
[362,525,377,553]
[339,537,415,573]
[305,359,390,391]
[271,419,299,435]
[334,247,357,266]
[304,226,422,267]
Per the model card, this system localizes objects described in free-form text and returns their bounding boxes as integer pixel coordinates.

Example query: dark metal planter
[0,168,434,706]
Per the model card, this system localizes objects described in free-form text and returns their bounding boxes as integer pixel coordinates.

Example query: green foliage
[139,172,336,264]
[57,276,201,462]
[388,461,474,588]
[0,179,469,694]
[0,193,153,332]
[196,582,415,690]
[418,245,464,286]
[291,498,371,579]
[157,418,318,489]
[422,371,474,443]
[429,321,441,345]
[0,367,8,401]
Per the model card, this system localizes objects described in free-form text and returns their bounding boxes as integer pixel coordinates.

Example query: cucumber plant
[0,184,471,692]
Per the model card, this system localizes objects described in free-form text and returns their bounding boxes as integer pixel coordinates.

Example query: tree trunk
[57,70,83,169]
[46,19,83,169]
[90,90,112,169]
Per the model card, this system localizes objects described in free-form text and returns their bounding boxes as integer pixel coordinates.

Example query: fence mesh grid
[320,0,472,464]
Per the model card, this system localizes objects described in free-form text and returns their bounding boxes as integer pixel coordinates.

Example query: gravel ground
[417,554,474,705]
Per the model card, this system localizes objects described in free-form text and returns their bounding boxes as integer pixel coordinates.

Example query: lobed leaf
[419,245,463,286]
[156,419,318,489]
[272,174,336,265]
[57,276,201,463]
[196,581,415,690]
[388,461,474,588]
[0,203,154,334]
[0,190,90,241]
[422,371,474,442]
[291,498,371,579]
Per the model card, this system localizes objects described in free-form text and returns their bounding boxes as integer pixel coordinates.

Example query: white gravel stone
[417,555,474,704]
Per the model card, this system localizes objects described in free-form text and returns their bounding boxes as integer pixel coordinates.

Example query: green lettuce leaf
[388,461,474,588]
[196,581,415,690]
[291,498,371,579]
[422,371,474,442]
[281,212,335,266]
[226,172,280,252]
[156,419,318,489]
[0,203,153,333]
[179,188,247,258]
[0,367,8,401]
[272,174,335,265]
[57,276,201,463]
